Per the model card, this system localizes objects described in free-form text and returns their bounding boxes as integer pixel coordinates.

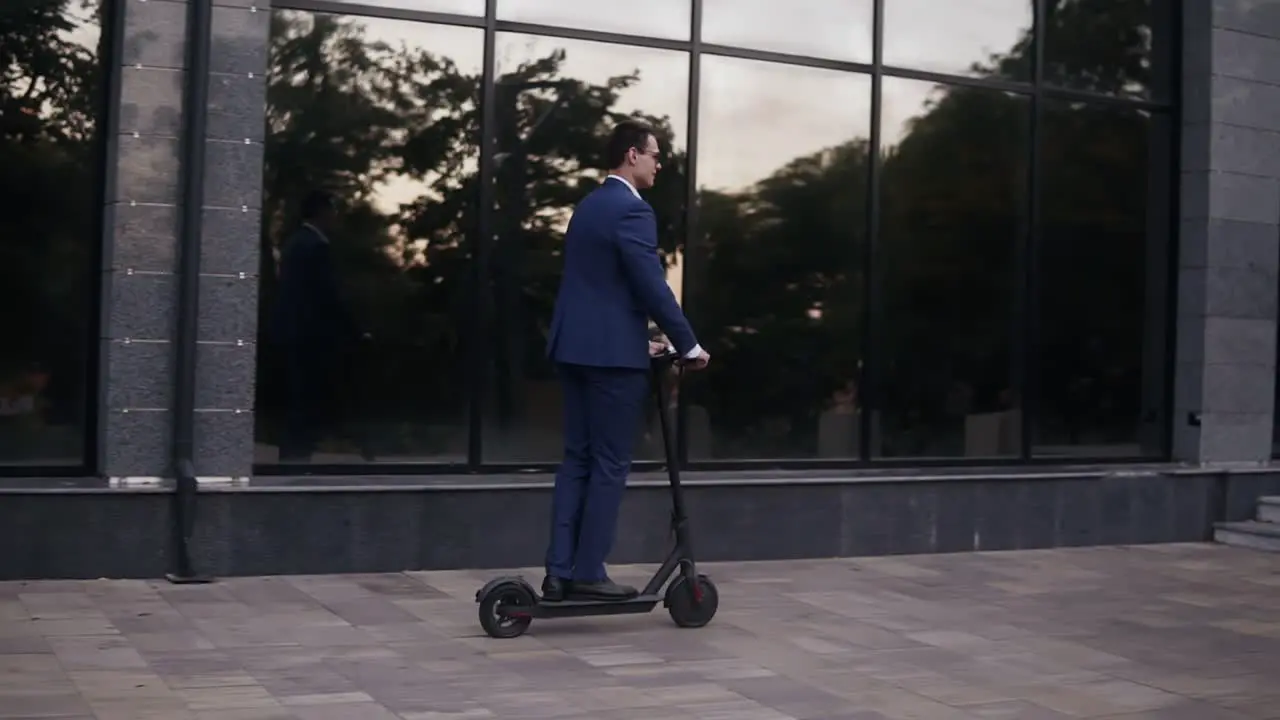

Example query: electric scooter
[474,348,718,639]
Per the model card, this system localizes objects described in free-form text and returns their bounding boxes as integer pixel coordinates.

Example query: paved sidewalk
[1,543,1278,719]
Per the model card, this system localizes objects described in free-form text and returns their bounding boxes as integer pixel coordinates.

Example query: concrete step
[1215,520,1280,553]
[1258,496,1280,524]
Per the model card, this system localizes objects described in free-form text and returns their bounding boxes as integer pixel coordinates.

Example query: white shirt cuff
[683,343,703,359]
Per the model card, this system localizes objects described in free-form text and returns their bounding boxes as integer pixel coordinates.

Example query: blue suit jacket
[547,178,698,370]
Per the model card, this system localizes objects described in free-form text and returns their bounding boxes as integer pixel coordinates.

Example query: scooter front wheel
[665,574,719,629]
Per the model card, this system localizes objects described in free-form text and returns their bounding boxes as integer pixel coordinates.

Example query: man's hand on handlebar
[648,337,711,370]
[686,348,710,370]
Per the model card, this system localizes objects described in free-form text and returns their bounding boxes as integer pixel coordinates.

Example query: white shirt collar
[303,222,329,244]
[606,174,641,199]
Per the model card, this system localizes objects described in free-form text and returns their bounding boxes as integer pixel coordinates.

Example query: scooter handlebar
[649,346,684,370]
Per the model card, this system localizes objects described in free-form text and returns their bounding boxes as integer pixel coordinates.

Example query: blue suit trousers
[545,362,650,582]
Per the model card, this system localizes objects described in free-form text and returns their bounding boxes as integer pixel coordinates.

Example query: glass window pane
[1044,0,1173,99]
[323,0,483,16]
[876,79,1028,459]
[256,11,482,464]
[486,34,689,463]
[497,0,691,40]
[701,0,873,63]
[882,0,1032,80]
[0,0,104,465]
[1035,102,1171,458]
[690,56,870,460]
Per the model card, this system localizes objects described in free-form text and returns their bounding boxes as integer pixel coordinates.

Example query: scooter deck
[513,594,662,619]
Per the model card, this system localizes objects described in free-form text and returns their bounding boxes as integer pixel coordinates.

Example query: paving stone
[251,667,360,697]
[0,635,50,654]
[88,696,198,719]
[1,545,1279,719]
[127,630,219,652]
[68,669,174,701]
[1097,699,1256,719]
[163,669,261,690]
[178,685,278,711]
[963,700,1075,718]
[0,691,94,718]
[48,635,148,670]
[194,710,299,720]
[29,616,120,637]
[290,703,400,719]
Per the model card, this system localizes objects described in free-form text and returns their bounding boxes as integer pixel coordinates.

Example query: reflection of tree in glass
[691,143,869,456]
[690,0,1159,456]
[257,12,687,446]
[876,84,1025,456]
[964,0,1155,96]
[1043,0,1156,97]
[0,0,103,455]
[259,11,482,446]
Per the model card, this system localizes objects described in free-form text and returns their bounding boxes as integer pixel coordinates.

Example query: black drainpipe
[166,0,213,585]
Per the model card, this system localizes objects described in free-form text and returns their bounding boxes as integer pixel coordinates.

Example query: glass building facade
[248,0,1178,474]
[1,0,1277,476]
[13,0,1280,580]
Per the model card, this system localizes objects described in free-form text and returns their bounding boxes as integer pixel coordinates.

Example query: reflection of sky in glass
[702,0,874,62]
[498,0,692,40]
[326,0,483,16]
[65,4,99,47]
[495,33,689,145]
[882,80,949,147]
[883,0,1031,77]
[699,55,871,191]
[338,2,1044,195]
[289,4,1121,236]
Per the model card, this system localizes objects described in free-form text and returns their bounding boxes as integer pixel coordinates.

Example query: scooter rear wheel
[478,581,535,639]
[665,574,719,629]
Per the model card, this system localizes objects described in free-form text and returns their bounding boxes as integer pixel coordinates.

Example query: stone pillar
[193,0,268,479]
[100,0,189,481]
[1175,0,1280,464]
[98,0,268,481]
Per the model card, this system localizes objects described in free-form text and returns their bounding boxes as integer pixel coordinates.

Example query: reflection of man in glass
[270,190,359,462]
[542,121,711,603]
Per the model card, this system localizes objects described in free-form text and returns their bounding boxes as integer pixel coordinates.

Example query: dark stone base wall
[1223,471,1280,521]
[6,469,1276,581]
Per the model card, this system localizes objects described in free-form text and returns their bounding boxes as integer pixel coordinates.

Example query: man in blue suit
[542,120,710,602]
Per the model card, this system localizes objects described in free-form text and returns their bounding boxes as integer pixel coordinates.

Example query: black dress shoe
[568,578,638,601]
[541,575,568,602]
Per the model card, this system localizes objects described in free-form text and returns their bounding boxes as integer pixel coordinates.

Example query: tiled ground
[2,543,1279,719]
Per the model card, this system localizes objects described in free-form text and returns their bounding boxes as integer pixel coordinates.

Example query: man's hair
[605,120,656,169]
[300,189,336,221]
